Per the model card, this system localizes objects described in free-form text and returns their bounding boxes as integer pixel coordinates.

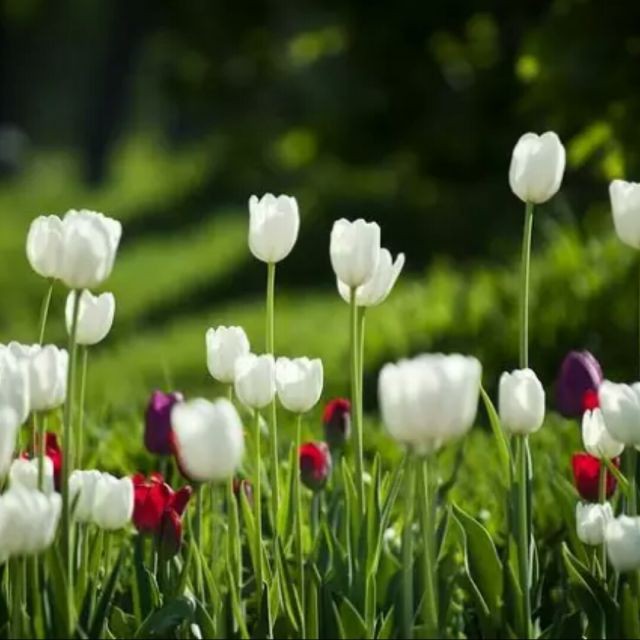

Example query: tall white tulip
[576,502,613,546]
[582,407,623,459]
[0,347,30,431]
[69,469,103,523]
[26,215,64,280]
[337,248,405,307]
[605,515,640,572]
[598,380,640,446]
[509,131,566,204]
[65,290,115,345]
[234,353,276,410]
[206,326,250,384]
[498,369,545,435]
[9,458,55,495]
[92,474,133,530]
[276,357,323,413]
[248,194,300,263]
[330,218,381,288]
[0,408,20,479]
[171,398,245,482]
[609,180,640,249]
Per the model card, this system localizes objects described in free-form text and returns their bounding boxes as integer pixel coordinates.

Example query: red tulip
[299,442,332,491]
[158,508,183,558]
[323,398,351,449]
[21,432,62,491]
[572,452,618,502]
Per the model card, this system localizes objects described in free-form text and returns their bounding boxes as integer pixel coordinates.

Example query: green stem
[10,557,24,638]
[420,456,439,639]
[350,288,364,514]
[294,413,305,634]
[519,201,534,370]
[626,448,637,516]
[311,492,321,540]
[178,485,200,595]
[253,410,263,599]
[402,454,416,640]
[75,347,88,468]
[195,484,204,597]
[37,280,54,345]
[29,555,44,639]
[266,262,280,531]
[516,435,531,640]
[598,463,607,582]
[227,384,234,402]
[37,413,46,492]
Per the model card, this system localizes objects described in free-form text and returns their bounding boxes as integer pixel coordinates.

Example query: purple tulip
[556,351,603,418]
[144,391,184,455]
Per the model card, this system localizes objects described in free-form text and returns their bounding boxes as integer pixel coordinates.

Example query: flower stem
[626,448,637,516]
[519,202,534,370]
[37,413,46,491]
[294,413,305,633]
[598,463,607,582]
[253,410,263,599]
[420,455,439,639]
[266,262,279,531]
[515,435,531,640]
[350,288,364,514]
[402,453,416,640]
[37,280,55,345]
[75,347,89,468]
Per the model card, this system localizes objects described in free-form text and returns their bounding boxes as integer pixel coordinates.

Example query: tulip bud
[69,469,103,523]
[92,474,134,530]
[0,347,31,427]
[509,131,566,204]
[598,380,640,446]
[132,473,173,534]
[330,218,381,288]
[171,398,245,483]
[337,248,405,307]
[606,515,640,572]
[276,357,323,414]
[572,453,618,502]
[144,390,184,455]
[9,458,55,495]
[609,180,640,249]
[248,193,300,263]
[582,408,623,459]
[234,354,276,410]
[206,326,250,384]
[65,290,115,346]
[26,215,64,280]
[232,478,254,506]
[158,508,183,558]
[576,502,613,546]
[498,369,545,435]
[323,398,351,450]
[299,442,332,491]
[556,350,603,418]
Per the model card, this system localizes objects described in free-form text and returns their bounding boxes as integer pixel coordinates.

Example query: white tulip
[66,290,115,346]
[576,502,613,546]
[92,474,133,530]
[9,458,54,495]
[378,353,482,454]
[234,353,276,410]
[206,326,251,384]
[248,193,300,263]
[606,515,640,572]
[598,380,640,447]
[330,218,381,288]
[498,369,545,435]
[26,215,64,279]
[610,180,640,249]
[276,357,323,413]
[337,248,405,307]
[0,408,20,479]
[509,131,566,204]
[0,347,30,427]
[171,398,244,482]
[69,469,103,523]
[582,408,624,459]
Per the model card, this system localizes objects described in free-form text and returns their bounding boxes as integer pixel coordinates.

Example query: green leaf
[480,385,512,485]
[89,546,126,639]
[135,596,196,638]
[620,582,640,639]
[305,564,319,639]
[109,606,137,638]
[539,611,583,639]
[377,606,395,640]
[339,596,368,639]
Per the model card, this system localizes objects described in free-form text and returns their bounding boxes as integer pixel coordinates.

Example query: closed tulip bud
[378,354,482,454]
[606,515,640,572]
[206,326,250,384]
[598,380,640,446]
[26,215,64,279]
[171,398,245,483]
[9,458,55,495]
[276,357,323,414]
[498,369,545,435]
[299,442,332,491]
[248,193,300,263]
[323,398,351,449]
[92,474,134,530]
[330,218,381,288]
[65,290,115,345]
[337,249,405,307]
[610,180,640,249]
[576,502,613,546]
[69,469,103,523]
[556,350,603,418]
[58,209,122,290]
[582,408,623,459]
[158,509,183,558]
[232,478,254,506]
[0,347,30,429]
[234,354,276,410]
[509,131,566,204]
[572,453,618,502]
[144,390,184,455]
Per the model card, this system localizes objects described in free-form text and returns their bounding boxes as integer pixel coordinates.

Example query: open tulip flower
[323,398,351,450]
[65,289,115,345]
[610,179,640,249]
[299,442,332,491]
[144,390,184,455]
[572,453,618,502]
[556,350,603,418]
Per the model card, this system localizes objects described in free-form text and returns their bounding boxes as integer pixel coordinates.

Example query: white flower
[582,408,624,459]
[0,408,20,479]
[276,357,323,413]
[610,180,640,249]
[378,353,482,454]
[576,502,613,546]
[337,248,405,307]
[509,131,566,204]
[598,380,640,446]
[248,194,300,263]
[206,326,251,384]
[605,515,640,572]
[171,398,245,482]
[0,347,30,428]
[498,369,545,435]
[92,474,133,530]
[330,219,381,288]
[26,215,64,279]
[69,469,103,523]
[9,458,54,495]
[66,290,115,346]
[234,353,276,410]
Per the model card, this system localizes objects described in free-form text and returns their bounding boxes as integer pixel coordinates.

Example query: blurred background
[2,0,640,430]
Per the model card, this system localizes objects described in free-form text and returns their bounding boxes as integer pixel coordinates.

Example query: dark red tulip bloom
[572,453,618,502]
[144,391,184,455]
[556,351,603,418]
[21,432,62,490]
[299,442,332,491]
[323,398,351,449]
[232,478,254,506]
